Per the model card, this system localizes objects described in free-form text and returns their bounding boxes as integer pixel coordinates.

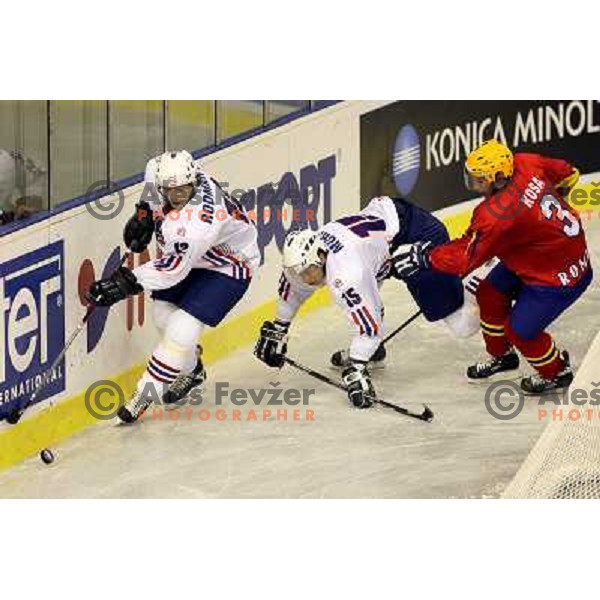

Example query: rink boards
[0,100,385,467]
[1,97,599,470]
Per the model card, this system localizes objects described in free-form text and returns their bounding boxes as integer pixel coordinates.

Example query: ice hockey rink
[0,216,598,499]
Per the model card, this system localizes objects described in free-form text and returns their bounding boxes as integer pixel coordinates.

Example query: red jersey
[430,153,592,288]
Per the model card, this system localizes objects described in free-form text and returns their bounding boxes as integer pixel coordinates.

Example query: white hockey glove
[391,241,432,279]
[342,361,376,409]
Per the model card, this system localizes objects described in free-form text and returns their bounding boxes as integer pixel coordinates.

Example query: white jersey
[277,196,402,362]
[133,159,259,291]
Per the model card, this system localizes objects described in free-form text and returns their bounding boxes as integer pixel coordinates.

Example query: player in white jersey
[254,196,486,409]
[87,150,259,423]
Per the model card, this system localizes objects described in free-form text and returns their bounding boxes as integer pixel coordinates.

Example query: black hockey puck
[40,448,55,465]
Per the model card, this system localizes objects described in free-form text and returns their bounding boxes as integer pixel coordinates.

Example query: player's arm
[134,212,221,292]
[123,202,155,253]
[556,167,580,197]
[332,276,383,363]
[524,152,580,197]
[88,217,217,306]
[254,272,317,368]
[131,238,196,291]
[123,157,162,253]
[544,157,580,198]
[275,272,317,324]
[86,237,196,307]
[429,210,506,276]
[393,203,510,279]
[86,265,144,307]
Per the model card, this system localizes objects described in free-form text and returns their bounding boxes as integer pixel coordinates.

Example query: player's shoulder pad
[325,254,366,293]
[144,156,160,183]
[513,152,547,171]
[472,193,505,223]
[160,212,203,244]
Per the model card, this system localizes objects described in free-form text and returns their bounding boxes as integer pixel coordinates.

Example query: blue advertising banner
[0,240,66,417]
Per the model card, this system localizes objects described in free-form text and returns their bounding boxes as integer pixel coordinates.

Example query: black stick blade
[421,405,434,422]
[5,409,23,425]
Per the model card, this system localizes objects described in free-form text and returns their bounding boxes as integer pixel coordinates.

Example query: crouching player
[393,140,593,394]
[253,195,484,409]
[87,150,259,422]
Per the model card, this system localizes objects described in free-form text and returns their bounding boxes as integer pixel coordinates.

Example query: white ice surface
[1,219,599,498]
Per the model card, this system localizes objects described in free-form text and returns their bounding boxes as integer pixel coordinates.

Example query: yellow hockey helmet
[465,139,514,185]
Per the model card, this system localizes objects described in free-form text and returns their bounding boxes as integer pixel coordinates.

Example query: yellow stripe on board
[0,367,144,470]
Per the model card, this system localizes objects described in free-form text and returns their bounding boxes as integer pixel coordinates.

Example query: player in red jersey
[392,139,593,393]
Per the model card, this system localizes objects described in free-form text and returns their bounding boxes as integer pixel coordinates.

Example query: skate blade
[114,414,139,426]
[163,401,188,411]
[330,362,386,372]
[520,381,574,397]
[466,370,522,385]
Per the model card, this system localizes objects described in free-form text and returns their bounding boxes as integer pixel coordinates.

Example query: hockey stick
[283,356,433,422]
[382,309,422,345]
[5,251,131,425]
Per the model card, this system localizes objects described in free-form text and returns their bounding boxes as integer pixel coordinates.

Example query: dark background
[360,100,600,210]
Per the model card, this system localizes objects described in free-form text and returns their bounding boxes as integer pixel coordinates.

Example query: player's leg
[330,287,386,370]
[400,205,466,331]
[152,285,205,399]
[393,200,500,340]
[152,299,179,332]
[150,269,250,417]
[404,268,464,323]
[117,282,202,422]
[445,258,500,339]
[160,269,252,406]
[118,307,204,422]
[331,343,386,369]
[149,298,206,404]
[505,271,592,393]
[466,263,522,381]
[151,300,205,405]
[118,269,251,423]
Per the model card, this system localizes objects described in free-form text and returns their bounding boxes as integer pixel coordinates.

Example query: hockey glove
[254,320,290,368]
[342,361,376,409]
[87,266,143,307]
[123,201,155,253]
[391,240,432,280]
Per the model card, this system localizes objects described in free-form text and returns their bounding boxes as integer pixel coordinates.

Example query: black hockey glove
[123,201,155,253]
[87,267,143,307]
[254,320,290,368]
[342,361,376,409]
[391,240,432,280]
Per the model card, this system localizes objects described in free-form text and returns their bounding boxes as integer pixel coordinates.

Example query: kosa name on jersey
[520,175,546,208]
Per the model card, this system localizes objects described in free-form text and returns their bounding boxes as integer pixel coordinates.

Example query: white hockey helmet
[154,150,197,193]
[282,229,326,280]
